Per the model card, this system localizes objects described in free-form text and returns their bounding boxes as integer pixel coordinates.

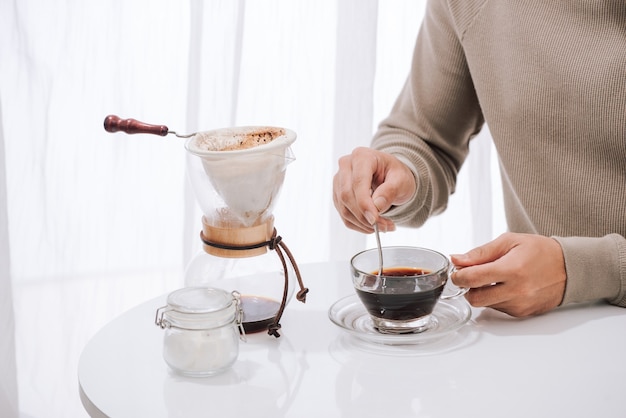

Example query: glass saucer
[328,294,472,346]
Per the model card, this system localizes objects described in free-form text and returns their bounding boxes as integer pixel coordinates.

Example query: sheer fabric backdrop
[0,1,503,416]
[0,102,19,418]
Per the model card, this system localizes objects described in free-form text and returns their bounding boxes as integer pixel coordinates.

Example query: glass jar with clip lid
[155,286,245,377]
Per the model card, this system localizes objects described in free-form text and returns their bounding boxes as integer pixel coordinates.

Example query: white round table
[78,261,626,417]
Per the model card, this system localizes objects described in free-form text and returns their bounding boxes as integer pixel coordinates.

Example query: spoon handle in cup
[374,223,383,277]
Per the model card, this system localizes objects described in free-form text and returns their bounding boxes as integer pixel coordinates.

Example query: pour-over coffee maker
[103,116,308,337]
[183,126,309,337]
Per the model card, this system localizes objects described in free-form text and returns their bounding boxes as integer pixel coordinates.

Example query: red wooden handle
[103,115,169,136]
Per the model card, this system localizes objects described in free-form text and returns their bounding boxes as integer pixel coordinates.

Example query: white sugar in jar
[155,287,245,377]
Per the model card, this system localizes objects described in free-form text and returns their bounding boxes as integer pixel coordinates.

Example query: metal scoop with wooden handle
[103,115,195,138]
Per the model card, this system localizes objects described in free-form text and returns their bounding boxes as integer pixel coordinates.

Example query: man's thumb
[451,235,513,267]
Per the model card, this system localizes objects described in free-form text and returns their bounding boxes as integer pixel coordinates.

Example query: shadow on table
[329,321,481,358]
[472,300,626,336]
[162,331,307,418]
[327,330,477,418]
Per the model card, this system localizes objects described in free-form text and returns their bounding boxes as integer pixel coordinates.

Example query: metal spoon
[374,223,384,278]
[103,115,195,138]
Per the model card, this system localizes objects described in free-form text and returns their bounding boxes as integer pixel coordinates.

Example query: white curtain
[0,1,504,417]
[0,100,19,418]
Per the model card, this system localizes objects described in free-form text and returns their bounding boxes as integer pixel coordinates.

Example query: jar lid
[156,287,245,332]
[166,287,234,314]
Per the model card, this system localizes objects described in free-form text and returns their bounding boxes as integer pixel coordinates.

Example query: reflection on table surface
[78,261,626,418]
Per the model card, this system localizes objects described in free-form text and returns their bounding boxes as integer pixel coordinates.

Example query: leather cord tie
[200,228,309,338]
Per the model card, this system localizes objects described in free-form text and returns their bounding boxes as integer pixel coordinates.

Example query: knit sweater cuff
[554,234,625,306]
[377,151,433,228]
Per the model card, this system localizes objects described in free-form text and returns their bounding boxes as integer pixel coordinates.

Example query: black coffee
[356,284,444,320]
[372,266,432,276]
[239,295,280,334]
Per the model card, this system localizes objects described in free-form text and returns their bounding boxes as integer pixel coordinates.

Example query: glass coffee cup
[350,246,468,334]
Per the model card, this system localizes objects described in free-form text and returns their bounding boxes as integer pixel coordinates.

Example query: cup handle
[440,266,469,300]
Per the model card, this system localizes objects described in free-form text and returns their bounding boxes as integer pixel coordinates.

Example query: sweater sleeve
[554,234,626,307]
[371,0,484,227]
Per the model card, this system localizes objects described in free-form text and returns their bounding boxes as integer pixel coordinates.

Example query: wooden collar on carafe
[200,216,274,258]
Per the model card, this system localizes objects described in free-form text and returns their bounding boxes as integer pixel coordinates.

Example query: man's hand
[451,232,567,317]
[332,147,416,233]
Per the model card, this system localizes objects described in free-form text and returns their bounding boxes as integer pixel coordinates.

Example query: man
[333,0,626,317]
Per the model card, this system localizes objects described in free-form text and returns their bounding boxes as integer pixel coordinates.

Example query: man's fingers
[452,262,504,290]
[335,150,381,229]
[463,283,508,308]
[451,233,519,267]
[332,147,415,233]
[449,233,566,317]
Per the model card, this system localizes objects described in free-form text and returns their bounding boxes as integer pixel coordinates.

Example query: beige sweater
[373,0,626,307]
